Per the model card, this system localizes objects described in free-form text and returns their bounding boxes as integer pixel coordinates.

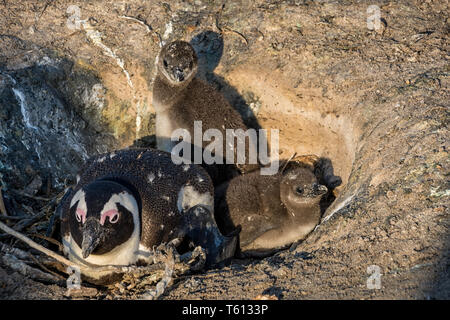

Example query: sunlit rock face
[0,56,117,190]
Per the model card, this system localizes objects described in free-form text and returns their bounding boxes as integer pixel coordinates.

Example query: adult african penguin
[58,148,237,282]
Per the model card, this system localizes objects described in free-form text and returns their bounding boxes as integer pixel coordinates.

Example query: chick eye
[163,59,168,68]
[295,186,304,195]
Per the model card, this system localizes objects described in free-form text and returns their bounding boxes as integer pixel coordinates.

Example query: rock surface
[0,0,448,299]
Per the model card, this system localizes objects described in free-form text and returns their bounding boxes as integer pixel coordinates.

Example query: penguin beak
[174,67,185,81]
[81,217,104,259]
[313,184,328,196]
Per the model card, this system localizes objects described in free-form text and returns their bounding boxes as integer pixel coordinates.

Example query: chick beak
[81,218,103,259]
[174,67,184,81]
[313,184,328,196]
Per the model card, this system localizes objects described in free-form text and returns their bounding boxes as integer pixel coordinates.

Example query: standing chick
[152,40,259,183]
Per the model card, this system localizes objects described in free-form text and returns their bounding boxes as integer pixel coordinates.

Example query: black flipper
[183,205,239,268]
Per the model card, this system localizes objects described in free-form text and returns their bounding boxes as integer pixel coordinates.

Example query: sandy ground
[0,0,448,299]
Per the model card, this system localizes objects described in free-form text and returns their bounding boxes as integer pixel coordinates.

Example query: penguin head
[68,180,140,259]
[280,167,328,213]
[157,40,198,86]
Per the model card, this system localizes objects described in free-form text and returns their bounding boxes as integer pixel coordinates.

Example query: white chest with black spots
[177,184,213,213]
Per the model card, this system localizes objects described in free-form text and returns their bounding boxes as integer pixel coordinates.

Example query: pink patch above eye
[75,208,86,224]
[100,209,120,225]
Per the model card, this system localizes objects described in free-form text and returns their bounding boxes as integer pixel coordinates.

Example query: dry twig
[0,220,79,268]
[0,187,7,216]
[0,215,27,221]
[31,233,64,252]
[215,5,248,45]
[0,219,206,287]
[119,15,163,47]
[0,242,31,260]
[29,254,66,281]
[139,245,176,300]
[0,253,61,283]
[280,152,298,173]
[9,189,52,201]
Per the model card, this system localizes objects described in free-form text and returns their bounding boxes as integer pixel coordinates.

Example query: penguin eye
[75,208,86,224]
[100,209,120,225]
[110,213,119,223]
[295,186,304,195]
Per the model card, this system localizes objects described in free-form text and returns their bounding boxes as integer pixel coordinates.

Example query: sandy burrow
[0,0,448,299]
